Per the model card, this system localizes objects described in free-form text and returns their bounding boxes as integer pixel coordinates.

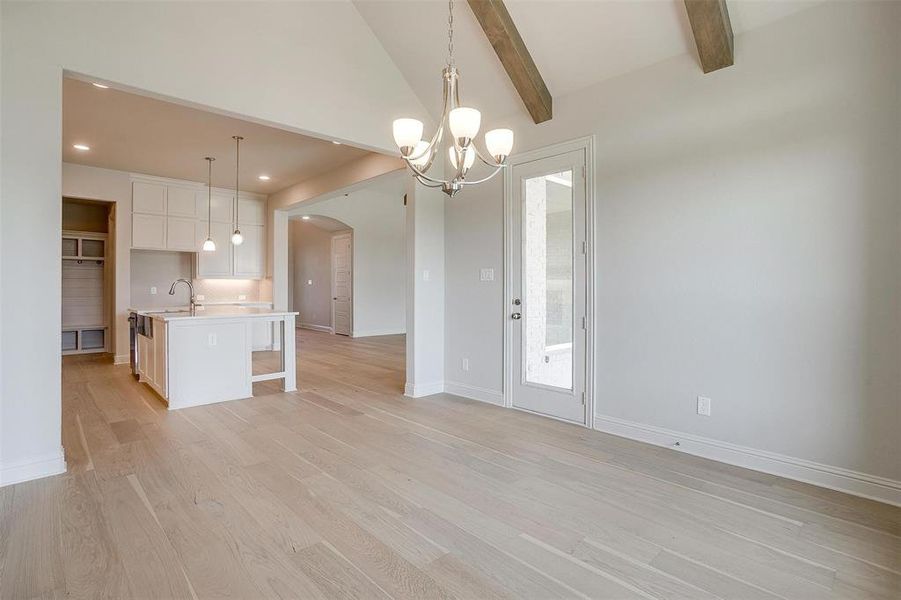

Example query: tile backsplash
[130,249,270,308]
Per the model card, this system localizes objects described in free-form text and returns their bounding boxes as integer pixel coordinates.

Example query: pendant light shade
[231,135,244,246]
[202,156,216,252]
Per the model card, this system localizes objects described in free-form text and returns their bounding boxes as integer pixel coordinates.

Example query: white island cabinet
[133,306,297,410]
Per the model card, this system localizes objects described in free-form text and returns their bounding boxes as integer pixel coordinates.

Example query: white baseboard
[299,323,332,333]
[404,381,444,398]
[353,328,406,338]
[114,353,130,365]
[0,448,67,487]
[594,415,901,507]
[444,381,505,406]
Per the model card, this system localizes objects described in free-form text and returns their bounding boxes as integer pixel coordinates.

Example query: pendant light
[230,135,244,246]
[202,157,216,252]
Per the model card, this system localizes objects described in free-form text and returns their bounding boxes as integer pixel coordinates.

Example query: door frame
[330,230,353,336]
[503,136,596,427]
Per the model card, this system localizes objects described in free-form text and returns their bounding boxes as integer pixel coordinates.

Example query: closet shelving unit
[61,230,109,354]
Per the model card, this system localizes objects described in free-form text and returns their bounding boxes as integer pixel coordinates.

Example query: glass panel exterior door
[510,149,586,423]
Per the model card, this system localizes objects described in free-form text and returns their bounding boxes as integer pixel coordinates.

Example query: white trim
[299,322,333,333]
[114,353,130,365]
[593,415,901,507]
[0,448,67,487]
[352,328,406,338]
[444,382,505,406]
[404,381,444,398]
[503,135,596,426]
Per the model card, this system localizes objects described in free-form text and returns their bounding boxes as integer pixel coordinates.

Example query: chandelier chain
[447,0,455,67]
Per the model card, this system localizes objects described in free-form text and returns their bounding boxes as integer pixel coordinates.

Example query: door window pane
[523,170,573,390]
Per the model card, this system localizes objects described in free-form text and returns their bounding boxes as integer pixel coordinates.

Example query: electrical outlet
[238,294,247,300]
[423,269,431,281]
[196,294,205,301]
[307,279,313,285]
[208,333,217,347]
[697,396,712,416]
[150,286,157,295]
[480,268,495,282]
[461,357,470,371]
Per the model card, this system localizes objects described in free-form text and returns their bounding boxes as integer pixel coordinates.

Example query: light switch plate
[462,357,470,371]
[196,294,205,301]
[480,268,495,282]
[307,280,313,285]
[423,269,431,281]
[208,333,217,347]
[150,286,157,295]
[238,294,247,300]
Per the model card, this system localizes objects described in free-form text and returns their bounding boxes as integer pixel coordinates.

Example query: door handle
[511,312,522,320]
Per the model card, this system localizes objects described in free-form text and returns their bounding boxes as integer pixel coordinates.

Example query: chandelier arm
[468,141,504,168]
[403,156,453,186]
[458,163,506,186]
[414,176,446,189]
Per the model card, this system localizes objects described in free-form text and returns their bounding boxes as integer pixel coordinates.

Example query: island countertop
[130,306,298,322]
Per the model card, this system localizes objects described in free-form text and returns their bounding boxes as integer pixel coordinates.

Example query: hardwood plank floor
[1,329,898,599]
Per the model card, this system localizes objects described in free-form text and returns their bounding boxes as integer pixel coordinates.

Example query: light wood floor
[1,330,898,599]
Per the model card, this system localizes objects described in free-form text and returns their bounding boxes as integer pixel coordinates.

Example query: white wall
[1,1,426,485]
[290,192,407,337]
[445,2,901,486]
[289,221,337,329]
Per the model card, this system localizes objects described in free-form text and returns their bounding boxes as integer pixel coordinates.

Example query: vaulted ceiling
[355,1,822,123]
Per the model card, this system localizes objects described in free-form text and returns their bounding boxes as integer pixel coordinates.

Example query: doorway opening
[61,197,115,357]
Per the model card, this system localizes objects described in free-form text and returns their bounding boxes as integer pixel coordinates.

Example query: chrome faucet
[168,278,200,314]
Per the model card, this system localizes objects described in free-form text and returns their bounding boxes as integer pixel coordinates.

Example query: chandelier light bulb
[485,128,514,160]
[449,107,481,141]
[393,118,424,152]
[231,230,244,246]
[202,237,216,252]
[448,145,475,170]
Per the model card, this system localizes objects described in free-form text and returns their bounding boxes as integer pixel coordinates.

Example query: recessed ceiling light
[73,144,91,151]
[301,215,311,220]
[332,141,341,145]
[92,82,109,89]
[257,174,271,181]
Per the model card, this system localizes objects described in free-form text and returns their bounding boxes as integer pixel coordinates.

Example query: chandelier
[392,0,514,197]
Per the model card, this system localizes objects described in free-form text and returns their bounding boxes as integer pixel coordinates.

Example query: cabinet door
[167,186,198,217]
[237,196,266,226]
[196,221,233,278]
[234,224,264,278]
[210,192,234,224]
[166,217,198,251]
[132,214,167,249]
[133,182,167,214]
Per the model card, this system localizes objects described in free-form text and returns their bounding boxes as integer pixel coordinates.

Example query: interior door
[510,149,587,423]
[331,233,352,336]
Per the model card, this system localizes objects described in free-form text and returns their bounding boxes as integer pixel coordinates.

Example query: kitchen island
[131,306,297,409]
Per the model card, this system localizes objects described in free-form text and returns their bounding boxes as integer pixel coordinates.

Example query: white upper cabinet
[133,213,167,249]
[195,221,234,278]
[237,196,266,226]
[167,217,199,251]
[131,175,266,277]
[132,182,167,214]
[233,224,265,278]
[210,192,235,224]
[167,186,198,218]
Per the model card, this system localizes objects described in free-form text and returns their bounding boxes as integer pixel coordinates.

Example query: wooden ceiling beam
[466,0,552,123]
[683,0,734,73]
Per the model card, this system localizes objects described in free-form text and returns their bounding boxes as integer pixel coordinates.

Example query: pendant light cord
[205,157,214,237]
[447,0,455,67]
[233,136,242,231]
